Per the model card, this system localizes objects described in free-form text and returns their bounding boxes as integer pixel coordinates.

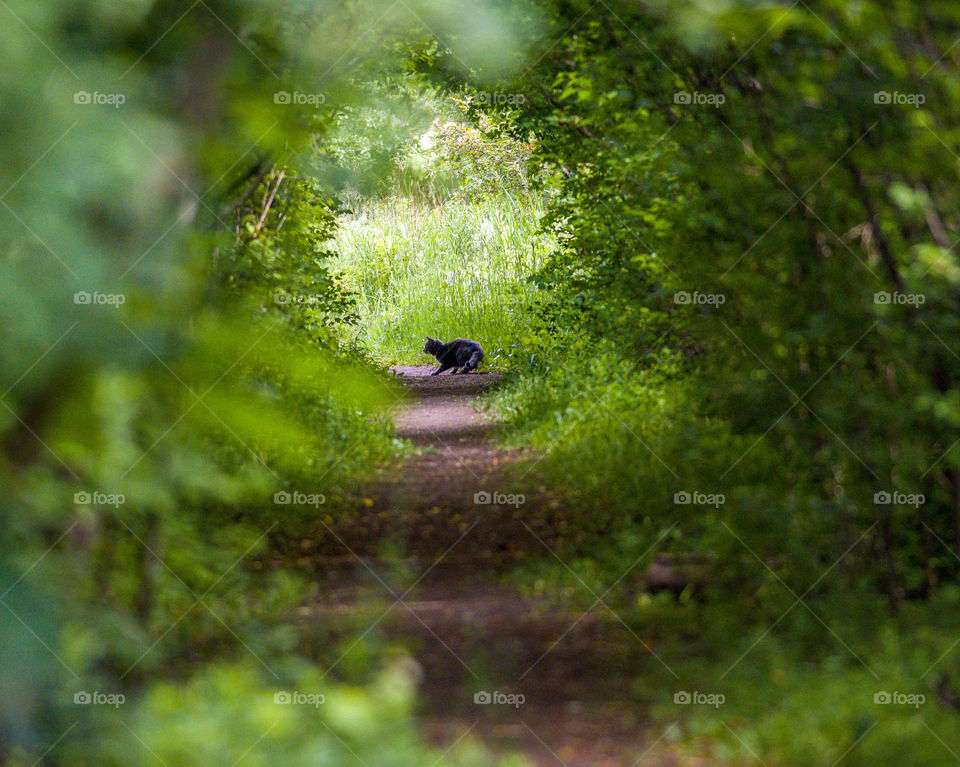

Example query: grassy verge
[332,194,552,367]
[490,343,960,766]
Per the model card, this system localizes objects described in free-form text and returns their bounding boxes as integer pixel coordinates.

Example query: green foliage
[656,598,960,767]
[470,0,960,762]
[9,0,960,763]
[0,1,533,765]
[481,0,960,591]
[333,194,550,365]
[4,658,514,767]
[411,113,538,203]
[332,107,552,365]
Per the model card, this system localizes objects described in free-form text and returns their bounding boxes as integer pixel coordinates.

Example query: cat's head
[423,336,442,355]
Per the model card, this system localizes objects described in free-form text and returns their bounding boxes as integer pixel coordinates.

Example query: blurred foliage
[0,0,536,765]
[9,0,960,764]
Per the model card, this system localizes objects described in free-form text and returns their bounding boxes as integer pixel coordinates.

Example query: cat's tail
[463,349,483,372]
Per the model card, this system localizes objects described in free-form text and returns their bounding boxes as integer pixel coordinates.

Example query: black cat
[423,337,484,375]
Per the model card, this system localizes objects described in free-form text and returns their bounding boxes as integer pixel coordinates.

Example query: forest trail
[309,367,691,767]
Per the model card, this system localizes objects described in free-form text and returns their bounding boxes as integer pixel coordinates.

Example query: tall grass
[332,193,551,366]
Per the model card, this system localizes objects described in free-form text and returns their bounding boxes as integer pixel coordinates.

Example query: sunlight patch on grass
[332,194,551,367]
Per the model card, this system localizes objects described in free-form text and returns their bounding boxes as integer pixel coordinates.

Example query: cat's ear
[425,336,435,343]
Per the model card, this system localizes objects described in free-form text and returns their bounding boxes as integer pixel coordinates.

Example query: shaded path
[308,367,691,767]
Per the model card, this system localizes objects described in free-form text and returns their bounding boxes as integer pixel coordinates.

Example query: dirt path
[309,367,689,767]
